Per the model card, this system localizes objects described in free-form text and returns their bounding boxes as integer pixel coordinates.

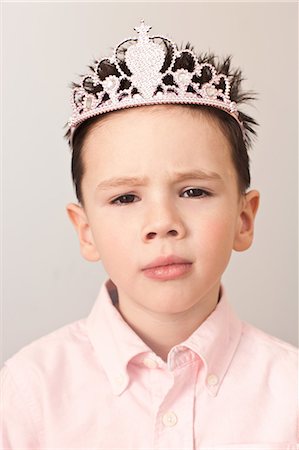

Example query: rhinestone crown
[68,20,245,139]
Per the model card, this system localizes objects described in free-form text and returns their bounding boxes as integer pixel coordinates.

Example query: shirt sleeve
[0,364,40,449]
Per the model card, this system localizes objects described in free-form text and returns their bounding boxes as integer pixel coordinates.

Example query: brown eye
[181,188,210,198]
[111,194,137,205]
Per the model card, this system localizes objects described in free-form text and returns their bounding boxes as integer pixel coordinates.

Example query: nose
[141,200,187,242]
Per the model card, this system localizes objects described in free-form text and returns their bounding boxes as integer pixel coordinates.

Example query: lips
[142,255,192,270]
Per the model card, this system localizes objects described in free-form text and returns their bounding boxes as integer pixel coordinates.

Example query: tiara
[68,20,247,140]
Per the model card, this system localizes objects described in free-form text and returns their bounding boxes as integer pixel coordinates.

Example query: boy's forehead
[85,110,232,182]
[88,104,188,134]
[86,103,227,147]
[82,106,237,186]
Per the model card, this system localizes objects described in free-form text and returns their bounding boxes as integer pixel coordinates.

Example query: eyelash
[110,188,212,206]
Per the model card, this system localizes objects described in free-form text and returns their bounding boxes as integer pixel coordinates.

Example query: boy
[1,20,298,449]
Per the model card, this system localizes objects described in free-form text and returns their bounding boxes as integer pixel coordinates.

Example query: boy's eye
[181,188,211,198]
[110,188,211,206]
[111,194,137,205]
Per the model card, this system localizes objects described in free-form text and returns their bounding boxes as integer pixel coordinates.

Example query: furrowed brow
[96,176,148,191]
[96,169,223,191]
[174,170,223,183]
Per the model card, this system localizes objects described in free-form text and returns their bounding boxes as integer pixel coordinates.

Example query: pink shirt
[1,278,298,449]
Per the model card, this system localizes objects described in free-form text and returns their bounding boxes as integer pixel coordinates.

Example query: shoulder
[0,318,100,445]
[241,320,297,354]
[2,318,91,379]
[238,320,298,378]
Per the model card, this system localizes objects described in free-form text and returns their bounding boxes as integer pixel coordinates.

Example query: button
[143,357,158,369]
[207,374,219,386]
[162,411,178,427]
[114,374,125,386]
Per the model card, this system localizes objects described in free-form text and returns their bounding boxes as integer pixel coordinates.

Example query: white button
[162,411,178,427]
[114,374,125,386]
[207,374,219,386]
[143,357,158,369]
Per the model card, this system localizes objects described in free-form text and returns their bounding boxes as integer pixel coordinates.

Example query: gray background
[2,1,298,364]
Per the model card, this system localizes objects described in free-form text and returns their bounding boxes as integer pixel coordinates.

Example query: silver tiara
[68,20,245,139]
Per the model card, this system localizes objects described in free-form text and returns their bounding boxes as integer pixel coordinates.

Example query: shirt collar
[86,278,151,395]
[86,278,243,396]
[181,284,243,396]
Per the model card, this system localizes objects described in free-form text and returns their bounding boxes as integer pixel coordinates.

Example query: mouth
[142,255,192,271]
[142,262,193,280]
[141,254,193,281]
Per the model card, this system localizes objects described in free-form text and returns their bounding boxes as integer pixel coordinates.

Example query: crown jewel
[68,20,245,139]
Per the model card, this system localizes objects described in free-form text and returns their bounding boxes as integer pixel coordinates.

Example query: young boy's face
[67,105,259,316]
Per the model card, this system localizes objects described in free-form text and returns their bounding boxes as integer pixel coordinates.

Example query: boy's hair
[64,42,259,207]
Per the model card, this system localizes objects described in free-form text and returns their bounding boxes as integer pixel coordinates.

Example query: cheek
[196,213,236,254]
[90,217,133,260]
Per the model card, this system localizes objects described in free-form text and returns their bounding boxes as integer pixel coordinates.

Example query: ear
[233,190,260,252]
[66,203,101,262]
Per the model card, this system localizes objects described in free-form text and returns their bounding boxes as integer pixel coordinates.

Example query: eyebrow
[96,169,223,191]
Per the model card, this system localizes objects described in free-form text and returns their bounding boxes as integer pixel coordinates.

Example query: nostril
[146,229,178,239]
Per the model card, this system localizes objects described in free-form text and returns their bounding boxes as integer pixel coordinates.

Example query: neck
[114,283,221,362]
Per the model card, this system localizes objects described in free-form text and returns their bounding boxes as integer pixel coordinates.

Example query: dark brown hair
[64,42,258,207]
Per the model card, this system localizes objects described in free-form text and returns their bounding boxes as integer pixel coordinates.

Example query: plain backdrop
[2,1,298,364]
